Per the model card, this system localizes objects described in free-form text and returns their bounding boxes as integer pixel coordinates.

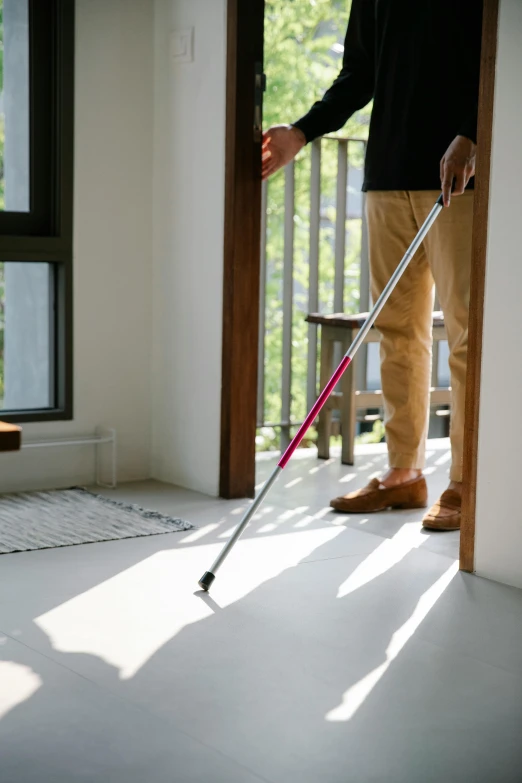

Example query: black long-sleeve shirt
[293,1,483,191]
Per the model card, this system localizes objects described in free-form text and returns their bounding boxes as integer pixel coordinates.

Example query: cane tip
[198,571,215,592]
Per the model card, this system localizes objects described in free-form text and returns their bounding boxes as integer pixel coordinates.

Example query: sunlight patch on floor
[179,524,220,544]
[219,507,277,538]
[326,560,459,722]
[258,523,278,533]
[218,526,238,539]
[295,506,335,528]
[336,522,429,599]
[355,463,374,471]
[293,516,314,528]
[35,550,215,680]
[0,660,42,720]
[339,473,356,484]
[284,478,303,489]
[277,506,310,522]
[309,458,335,475]
[34,528,344,682]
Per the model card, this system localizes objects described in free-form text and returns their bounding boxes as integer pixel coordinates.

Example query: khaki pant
[366,190,473,483]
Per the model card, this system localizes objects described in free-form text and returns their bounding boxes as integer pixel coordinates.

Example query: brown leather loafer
[422,489,461,531]
[330,476,428,514]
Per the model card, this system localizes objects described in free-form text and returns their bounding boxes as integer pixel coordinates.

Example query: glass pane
[0,262,54,410]
[0,0,30,212]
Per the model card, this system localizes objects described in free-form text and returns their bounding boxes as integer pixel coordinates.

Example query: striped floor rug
[0,488,194,554]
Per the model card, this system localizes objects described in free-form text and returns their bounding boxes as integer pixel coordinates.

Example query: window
[0,0,74,422]
[0,0,30,213]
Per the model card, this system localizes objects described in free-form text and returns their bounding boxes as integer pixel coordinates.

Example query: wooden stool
[306,311,450,465]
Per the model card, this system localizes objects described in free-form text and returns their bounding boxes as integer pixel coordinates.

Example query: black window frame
[0,0,74,423]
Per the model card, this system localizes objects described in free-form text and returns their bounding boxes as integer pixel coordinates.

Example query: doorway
[219,0,499,574]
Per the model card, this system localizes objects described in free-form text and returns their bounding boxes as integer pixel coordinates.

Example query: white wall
[474,0,522,587]
[151,0,226,495]
[0,0,154,491]
[0,0,227,496]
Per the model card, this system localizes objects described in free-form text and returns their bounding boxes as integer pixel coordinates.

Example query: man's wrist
[457,134,477,152]
[290,125,307,146]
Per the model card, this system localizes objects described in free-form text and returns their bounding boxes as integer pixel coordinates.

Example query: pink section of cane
[278,355,352,468]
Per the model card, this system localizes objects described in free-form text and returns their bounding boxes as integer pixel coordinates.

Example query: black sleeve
[292,0,375,143]
[457,4,483,144]
[458,103,478,145]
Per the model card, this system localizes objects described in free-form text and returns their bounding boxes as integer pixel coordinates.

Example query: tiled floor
[1,439,522,782]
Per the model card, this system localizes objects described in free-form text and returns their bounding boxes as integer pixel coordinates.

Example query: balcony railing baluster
[334,140,348,314]
[306,139,321,414]
[280,160,295,451]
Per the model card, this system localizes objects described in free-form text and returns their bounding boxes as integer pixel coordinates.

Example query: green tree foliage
[258,0,371,450]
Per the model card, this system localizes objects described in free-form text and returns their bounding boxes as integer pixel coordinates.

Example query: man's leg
[331,191,434,513]
[411,190,473,529]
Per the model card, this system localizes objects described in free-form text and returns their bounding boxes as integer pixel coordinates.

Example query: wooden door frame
[219,0,265,499]
[460,0,500,572]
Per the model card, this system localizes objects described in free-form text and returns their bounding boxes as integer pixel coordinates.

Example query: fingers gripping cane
[198,194,444,591]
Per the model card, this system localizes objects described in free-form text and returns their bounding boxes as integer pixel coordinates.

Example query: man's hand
[440,135,476,207]
[262,125,306,180]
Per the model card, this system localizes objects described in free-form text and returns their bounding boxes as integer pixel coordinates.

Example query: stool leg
[317,330,334,460]
[341,330,357,465]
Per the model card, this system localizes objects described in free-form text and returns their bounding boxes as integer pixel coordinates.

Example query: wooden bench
[0,422,22,452]
[306,311,450,465]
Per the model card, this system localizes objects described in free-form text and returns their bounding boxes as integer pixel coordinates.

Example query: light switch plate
[170,28,194,63]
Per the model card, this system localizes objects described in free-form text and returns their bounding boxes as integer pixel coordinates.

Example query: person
[262,1,483,531]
